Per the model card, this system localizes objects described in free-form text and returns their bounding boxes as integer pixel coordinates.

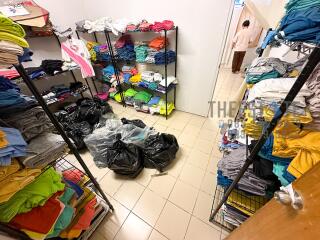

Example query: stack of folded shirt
[0,127,27,166]
[117,44,135,61]
[124,88,137,105]
[155,50,176,65]
[93,44,111,62]
[277,4,320,43]
[134,44,148,62]
[130,74,142,83]
[145,48,158,63]
[149,36,168,51]
[246,57,291,84]
[150,20,174,32]
[218,145,273,196]
[285,0,320,14]
[0,167,65,223]
[305,63,320,130]
[3,106,53,142]
[115,34,136,61]
[0,88,37,117]
[247,78,312,123]
[139,20,152,31]
[0,69,20,79]
[21,133,68,168]
[25,67,46,79]
[0,14,28,68]
[102,65,115,82]
[141,71,155,82]
[223,204,249,227]
[133,91,152,105]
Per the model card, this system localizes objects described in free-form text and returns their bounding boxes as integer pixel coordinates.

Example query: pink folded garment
[126,24,137,32]
[115,35,133,49]
[151,20,174,32]
[95,92,108,101]
[0,69,20,79]
[139,20,152,32]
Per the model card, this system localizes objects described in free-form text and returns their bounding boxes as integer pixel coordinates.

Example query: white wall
[24,0,233,116]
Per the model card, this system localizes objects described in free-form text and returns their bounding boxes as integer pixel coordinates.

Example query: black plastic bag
[106,138,143,178]
[143,133,179,171]
[121,118,146,129]
[66,121,93,149]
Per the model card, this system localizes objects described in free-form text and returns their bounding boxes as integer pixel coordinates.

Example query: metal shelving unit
[0,63,114,239]
[209,46,320,231]
[76,27,179,119]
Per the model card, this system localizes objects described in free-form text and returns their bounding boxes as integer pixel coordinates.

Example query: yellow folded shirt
[0,158,21,182]
[0,168,41,203]
[130,74,141,83]
[0,32,29,48]
[263,107,312,124]
[0,14,26,37]
[273,122,320,178]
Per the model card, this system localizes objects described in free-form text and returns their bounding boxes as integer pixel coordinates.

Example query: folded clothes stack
[285,0,320,13]
[115,34,135,61]
[134,44,148,62]
[93,44,111,62]
[102,65,115,82]
[0,89,37,116]
[0,127,27,166]
[41,82,88,105]
[21,133,68,168]
[305,63,320,130]
[3,106,53,142]
[244,77,312,137]
[155,50,176,65]
[272,122,320,180]
[245,57,291,84]
[149,36,168,51]
[145,48,158,63]
[0,14,29,68]
[25,67,46,80]
[218,145,274,196]
[0,69,20,79]
[277,4,320,43]
[150,20,174,32]
[139,20,152,32]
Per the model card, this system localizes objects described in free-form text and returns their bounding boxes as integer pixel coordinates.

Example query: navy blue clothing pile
[154,50,176,65]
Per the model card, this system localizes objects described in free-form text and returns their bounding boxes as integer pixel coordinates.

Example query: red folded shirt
[10,192,64,234]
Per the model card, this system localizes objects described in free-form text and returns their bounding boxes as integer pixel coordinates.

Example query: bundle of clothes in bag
[55,97,113,149]
[84,118,179,178]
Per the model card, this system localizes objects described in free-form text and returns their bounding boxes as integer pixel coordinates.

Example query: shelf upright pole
[174,27,178,106]
[104,30,126,106]
[14,64,114,211]
[164,30,168,119]
[210,46,320,221]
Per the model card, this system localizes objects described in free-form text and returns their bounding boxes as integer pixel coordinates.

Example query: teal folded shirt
[47,187,75,238]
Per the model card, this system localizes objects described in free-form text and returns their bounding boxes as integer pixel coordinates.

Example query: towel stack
[0,15,29,68]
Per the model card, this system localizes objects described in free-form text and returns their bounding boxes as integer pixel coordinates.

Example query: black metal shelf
[209,46,320,230]
[76,26,179,119]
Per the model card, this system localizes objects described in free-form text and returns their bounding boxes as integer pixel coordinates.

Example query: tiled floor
[67,69,244,240]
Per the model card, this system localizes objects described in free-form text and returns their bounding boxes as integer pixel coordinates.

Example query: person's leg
[236,51,246,72]
[232,51,240,73]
